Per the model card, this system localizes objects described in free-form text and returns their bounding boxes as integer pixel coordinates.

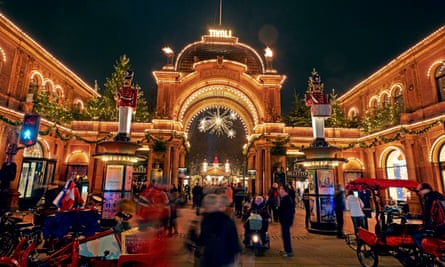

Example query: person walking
[192,182,203,216]
[268,183,280,223]
[302,188,310,228]
[345,190,367,235]
[333,184,345,238]
[197,193,241,267]
[233,183,244,218]
[278,186,295,257]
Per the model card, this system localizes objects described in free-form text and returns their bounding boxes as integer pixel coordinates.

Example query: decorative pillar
[93,70,145,226]
[299,69,346,235]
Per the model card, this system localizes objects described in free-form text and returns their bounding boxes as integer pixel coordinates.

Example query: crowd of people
[7,170,445,267]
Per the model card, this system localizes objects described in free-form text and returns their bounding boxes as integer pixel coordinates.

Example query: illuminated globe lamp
[298,69,346,235]
[93,70,146,227]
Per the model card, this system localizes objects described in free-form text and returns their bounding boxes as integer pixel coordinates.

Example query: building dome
[175,29,266,75]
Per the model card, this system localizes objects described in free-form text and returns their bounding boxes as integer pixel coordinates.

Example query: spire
[219,0,222,26]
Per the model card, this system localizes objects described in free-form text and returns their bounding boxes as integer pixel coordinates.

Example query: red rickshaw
[346,178,445,267]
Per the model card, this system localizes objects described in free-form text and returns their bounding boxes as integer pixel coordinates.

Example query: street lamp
[264,46,275,72]
[162,46,174,69]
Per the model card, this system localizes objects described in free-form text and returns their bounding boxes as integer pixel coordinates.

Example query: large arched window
[435,62,445,102]
[385,149,408,201]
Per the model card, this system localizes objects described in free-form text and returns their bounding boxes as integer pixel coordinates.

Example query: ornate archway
[148,28,287,193]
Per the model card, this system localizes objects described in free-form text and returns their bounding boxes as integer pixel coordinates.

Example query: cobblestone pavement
[166,202,403,267]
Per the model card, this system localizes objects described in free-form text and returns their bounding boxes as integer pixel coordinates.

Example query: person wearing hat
[413,182,445,249]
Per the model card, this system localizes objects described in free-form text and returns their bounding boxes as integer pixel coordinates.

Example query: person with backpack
[413,182,445,249]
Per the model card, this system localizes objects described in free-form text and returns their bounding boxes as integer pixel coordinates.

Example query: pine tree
[84,54,151,121]
[284,93,311,127]
[133,85,152,122]
[33,90,73,124]
[326,89,347,128]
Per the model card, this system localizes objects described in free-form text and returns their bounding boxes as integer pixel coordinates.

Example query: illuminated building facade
[0,12,444,210]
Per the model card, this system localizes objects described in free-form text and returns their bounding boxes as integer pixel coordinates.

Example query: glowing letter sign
[209,29,232,38]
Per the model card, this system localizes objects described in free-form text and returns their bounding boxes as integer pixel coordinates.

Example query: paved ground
[165,202,403,267]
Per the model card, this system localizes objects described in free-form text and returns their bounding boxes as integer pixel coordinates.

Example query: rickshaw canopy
[346,178,419,192]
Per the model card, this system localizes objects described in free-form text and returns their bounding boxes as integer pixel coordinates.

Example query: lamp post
[162,46,174,69]
[264,46,274,72]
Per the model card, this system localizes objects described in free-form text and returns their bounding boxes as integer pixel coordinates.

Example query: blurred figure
[184,183,191,202]
[192,182,203,216]
[268,183,280,223]
[234,183,244,218]
[167,190,178,237]
[413,182,445,249]
[302,188,310,228]
[132,178,147,197]
[278,186,295,257]
[286,182,296,204]
[197,194,241,267]
[114,198,135,233]
[136,183,170,232]
[333,184,345,238]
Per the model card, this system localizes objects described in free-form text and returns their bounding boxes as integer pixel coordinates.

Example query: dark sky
[1,0,445,115]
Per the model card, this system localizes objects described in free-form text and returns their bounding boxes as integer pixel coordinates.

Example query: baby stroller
[244,212,270,256]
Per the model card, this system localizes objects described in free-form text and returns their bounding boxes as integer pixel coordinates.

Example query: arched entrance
[148,28,287,195]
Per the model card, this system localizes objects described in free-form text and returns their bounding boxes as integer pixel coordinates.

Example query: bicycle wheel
[0,232,17,256]
[357,241,378,267]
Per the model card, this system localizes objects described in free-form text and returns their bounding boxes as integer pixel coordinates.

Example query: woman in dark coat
[197,194,241,267]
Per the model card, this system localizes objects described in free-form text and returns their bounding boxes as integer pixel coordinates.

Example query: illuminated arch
[30,71,44,90]
[389,83,404,97]
[177,84,261,134]
[378,146,404,169]
[347,107,359,120]
[379,91,390,106]
[427,60,445,78]
[430,135,445,163]
[343,157,364,170]
[54,85,64,99]
[368,96,379,110]
[65,150,89,165]
[43,79,54,92]
[72,98,84,110]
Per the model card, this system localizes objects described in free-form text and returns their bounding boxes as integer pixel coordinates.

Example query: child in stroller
[243,196,270,247]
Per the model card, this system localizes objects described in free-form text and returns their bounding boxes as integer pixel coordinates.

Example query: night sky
[1,1,445,115]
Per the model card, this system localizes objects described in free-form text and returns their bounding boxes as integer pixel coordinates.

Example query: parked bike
[0,211,42,257]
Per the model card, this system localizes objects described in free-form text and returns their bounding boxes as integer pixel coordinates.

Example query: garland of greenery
[143,131,190,153]
[341,119,443,150]
[1,113,441,152]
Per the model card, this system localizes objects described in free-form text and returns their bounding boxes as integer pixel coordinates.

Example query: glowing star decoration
[198,108,237,138]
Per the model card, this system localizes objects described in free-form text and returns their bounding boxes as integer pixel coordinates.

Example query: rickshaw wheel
[357,241,378,267]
